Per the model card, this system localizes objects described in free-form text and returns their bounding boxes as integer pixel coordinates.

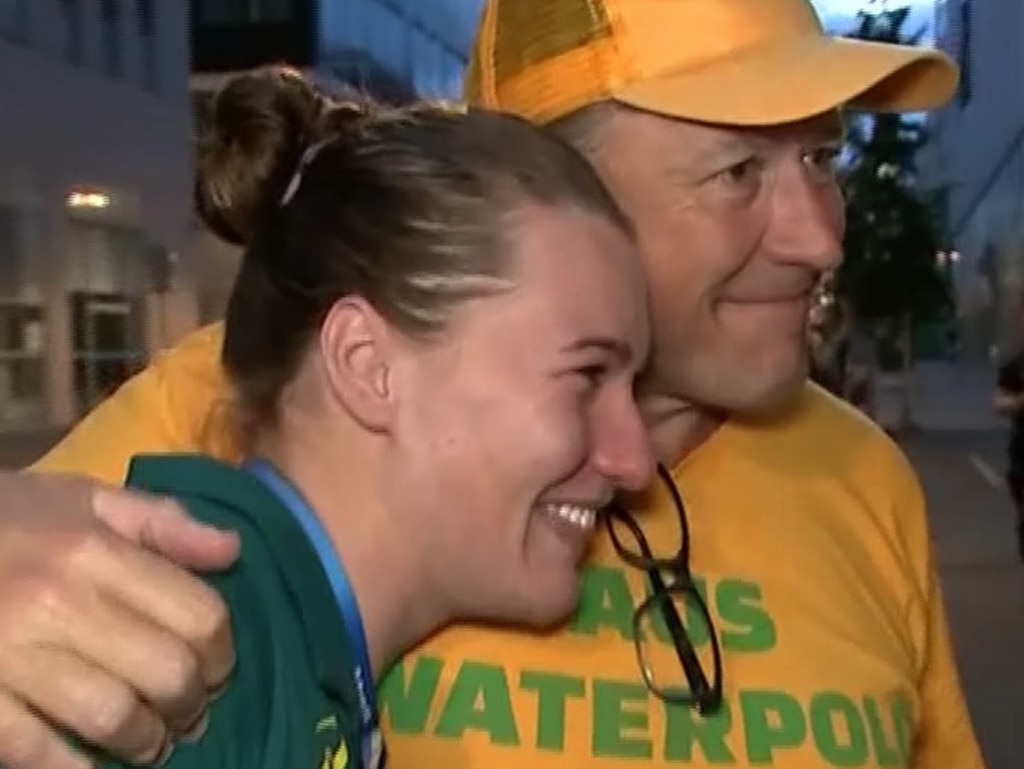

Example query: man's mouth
[720,288,814,305]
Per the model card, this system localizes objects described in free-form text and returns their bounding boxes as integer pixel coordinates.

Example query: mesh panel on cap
[491,0,613,82]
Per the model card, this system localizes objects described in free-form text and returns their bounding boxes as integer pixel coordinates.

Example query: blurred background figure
[809,281,878,418]
[840,300,880,419]
[993,304,1024,564]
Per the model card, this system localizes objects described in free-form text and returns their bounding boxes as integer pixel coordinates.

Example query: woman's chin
[517,571,585,630]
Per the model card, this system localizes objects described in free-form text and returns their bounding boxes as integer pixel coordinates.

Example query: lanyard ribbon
[243,458,383,767]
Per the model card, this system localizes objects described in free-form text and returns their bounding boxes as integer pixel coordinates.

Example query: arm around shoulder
[93,524,273,769]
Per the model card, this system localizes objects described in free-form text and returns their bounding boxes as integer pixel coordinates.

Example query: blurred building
[188,0,482,321]
[0,0,485,434]
[192,0,476,99]
[921,0,1024,359]
[0,1,194,432]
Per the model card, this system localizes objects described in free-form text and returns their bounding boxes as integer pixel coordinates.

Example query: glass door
[0,299,45,430]
[66,221,147,414]
[71,291,144,413]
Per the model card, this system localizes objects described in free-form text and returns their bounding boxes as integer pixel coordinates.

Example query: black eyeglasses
[605,463,723,715]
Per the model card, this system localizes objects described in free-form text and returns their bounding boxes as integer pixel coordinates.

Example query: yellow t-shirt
[33,324,986,769]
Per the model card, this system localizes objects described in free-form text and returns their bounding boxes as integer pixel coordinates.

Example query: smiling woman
[95,65,655,769]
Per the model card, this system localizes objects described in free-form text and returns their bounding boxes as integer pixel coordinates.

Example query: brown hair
[195,67,631,431]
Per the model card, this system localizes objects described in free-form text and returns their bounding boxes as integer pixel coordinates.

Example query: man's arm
[0,324,242,769]
[0,472,239,769]
[887,452,987,768]
[912,568,988,769]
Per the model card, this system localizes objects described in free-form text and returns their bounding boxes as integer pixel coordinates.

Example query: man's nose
[766,163,845,272]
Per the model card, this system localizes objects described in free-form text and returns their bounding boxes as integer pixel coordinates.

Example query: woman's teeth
[545,503,597,530]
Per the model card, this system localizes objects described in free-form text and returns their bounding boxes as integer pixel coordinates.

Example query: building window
[135,0,158,90]
[933,0,949,44]
[0,207,21,298]
[58,0,84,64]
[65,222,146,414]
[0,207,45,431]
[0,0,29,43]
[99,0,123,78]
[957,0,973,106]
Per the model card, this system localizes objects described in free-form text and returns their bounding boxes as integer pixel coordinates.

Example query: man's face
[588,108,846,415]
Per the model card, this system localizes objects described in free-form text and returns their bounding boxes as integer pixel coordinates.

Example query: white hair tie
[280,140,329,206]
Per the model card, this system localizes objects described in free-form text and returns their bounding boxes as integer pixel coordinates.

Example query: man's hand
[0,471,240,769]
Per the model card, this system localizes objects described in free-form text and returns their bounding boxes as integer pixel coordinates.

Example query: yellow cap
[465,0,959,126]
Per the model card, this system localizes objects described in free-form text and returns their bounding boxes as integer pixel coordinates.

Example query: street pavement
[875,359,1005,433]
[854,359,1022,767]
[899,429,1024,769]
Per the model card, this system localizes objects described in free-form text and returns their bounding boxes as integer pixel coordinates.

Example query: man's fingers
[0,471,237,764]
[5,647,168,765]
[45,584,211,735]
[0,690,93,769]
[92,485,240,571]
[77,532,236,693]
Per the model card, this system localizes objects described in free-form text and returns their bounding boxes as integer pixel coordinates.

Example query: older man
[0,1,984,768]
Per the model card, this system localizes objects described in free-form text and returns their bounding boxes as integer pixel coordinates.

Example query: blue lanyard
[242,458,380,762]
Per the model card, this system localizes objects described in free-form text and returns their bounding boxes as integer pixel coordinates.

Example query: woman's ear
[319,297,398,432]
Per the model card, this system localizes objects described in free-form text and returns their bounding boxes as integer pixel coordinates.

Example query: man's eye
[708,156,765,205]
[722,158,760,183]
[805,146,842,182]
[575,364,608,393]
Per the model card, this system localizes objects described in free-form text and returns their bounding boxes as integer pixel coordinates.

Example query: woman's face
[388,203,654,627]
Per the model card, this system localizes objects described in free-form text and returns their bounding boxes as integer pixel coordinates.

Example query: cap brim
[612,36,959,126]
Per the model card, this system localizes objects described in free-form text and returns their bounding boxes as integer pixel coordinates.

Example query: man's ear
[319,297,397,432]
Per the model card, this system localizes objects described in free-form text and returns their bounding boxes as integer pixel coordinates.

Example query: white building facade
[0,0,196,432]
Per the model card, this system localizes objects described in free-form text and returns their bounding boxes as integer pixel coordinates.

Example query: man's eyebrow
[561,337,633,364]
[667,134,757,180]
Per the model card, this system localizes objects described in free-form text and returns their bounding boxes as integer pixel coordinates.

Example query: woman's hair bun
[194,66,326,246]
